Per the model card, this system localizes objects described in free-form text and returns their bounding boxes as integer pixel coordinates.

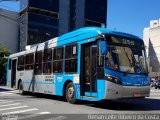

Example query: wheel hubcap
[68,87,74,99]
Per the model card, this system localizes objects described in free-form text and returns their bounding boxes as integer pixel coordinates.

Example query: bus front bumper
[104,81,150,100]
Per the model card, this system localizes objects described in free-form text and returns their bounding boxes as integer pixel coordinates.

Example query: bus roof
[59,27,141,40]
[9,27,141,58]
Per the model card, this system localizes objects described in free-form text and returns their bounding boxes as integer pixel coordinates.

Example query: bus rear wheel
[65,82,76,104]
[19,81,25,95]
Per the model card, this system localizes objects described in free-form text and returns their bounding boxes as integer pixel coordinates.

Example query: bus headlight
[105,74,122,85]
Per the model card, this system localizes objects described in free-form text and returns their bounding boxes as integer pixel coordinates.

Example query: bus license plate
[133,93,141,97]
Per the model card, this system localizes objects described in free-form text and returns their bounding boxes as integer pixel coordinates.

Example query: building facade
[143,19,160,78]
[19,0,107,51]
[0,9,19,53]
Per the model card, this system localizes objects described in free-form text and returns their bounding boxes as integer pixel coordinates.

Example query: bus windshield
[105,35,148,74]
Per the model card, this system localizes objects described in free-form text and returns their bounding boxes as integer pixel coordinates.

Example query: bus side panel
[22,74,56,95]
[75,84,81,99]
[55,74,75,96]
[16,71,25,89]
[75,43,81,99]
[77,80,105,101]
[6,59,11,87]
[23,70,34,92]
[7,70,12,87]
[34,75,55,95]
[97,80,106,100]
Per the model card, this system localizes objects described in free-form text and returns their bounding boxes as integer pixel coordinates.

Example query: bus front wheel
[65,82,76,104]
[19,81,25,95]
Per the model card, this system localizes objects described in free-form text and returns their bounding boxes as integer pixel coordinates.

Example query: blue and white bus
[6,27,150,103]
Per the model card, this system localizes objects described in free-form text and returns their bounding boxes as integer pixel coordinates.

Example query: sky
[107,0,160,38]
[0,0,160,38]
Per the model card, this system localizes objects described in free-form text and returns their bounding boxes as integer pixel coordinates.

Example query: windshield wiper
[123,48,132,66]
[131,54,137,66]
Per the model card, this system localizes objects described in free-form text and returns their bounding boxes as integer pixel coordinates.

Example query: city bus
[6,27,150,103]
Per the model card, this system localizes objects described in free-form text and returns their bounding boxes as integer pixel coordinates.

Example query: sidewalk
[0,86,15,92]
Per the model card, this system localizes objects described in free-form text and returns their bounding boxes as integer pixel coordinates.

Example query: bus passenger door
[81,44,97,97]
[11,59,17,88]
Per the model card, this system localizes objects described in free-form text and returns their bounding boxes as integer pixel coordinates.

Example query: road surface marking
[0,100,9,102]
[0,105,28,111]
[2,108,38,115]
[18,112,50,120]
[0,103,21,107]
[150,89,160,92]
[6,90,18,93]
[148,96,160,99]
[45,116,67,120]
[38,112,51,114]
[0,92,13,94]
[150,93,160,95]
[0,101,14,104]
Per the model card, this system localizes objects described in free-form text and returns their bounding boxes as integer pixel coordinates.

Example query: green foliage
[0,44,11,79]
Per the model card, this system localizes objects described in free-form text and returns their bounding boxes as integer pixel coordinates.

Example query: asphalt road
[0,86,160,120]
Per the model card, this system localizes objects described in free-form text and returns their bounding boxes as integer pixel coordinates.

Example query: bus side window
[53,47,63,73]
[9,59,11,70]
[25,53,34,70]
[35,51,42,75]
[43,49,52,74]
[65,44,77,73]
[17,56,25,71]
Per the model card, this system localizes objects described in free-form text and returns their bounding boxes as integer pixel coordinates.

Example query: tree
[0,44,11,85]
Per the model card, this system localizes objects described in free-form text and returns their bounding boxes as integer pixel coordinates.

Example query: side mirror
[98,41,107,55]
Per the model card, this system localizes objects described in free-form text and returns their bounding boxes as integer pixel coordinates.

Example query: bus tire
[65,82,76,104]
[19,81,25,95]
